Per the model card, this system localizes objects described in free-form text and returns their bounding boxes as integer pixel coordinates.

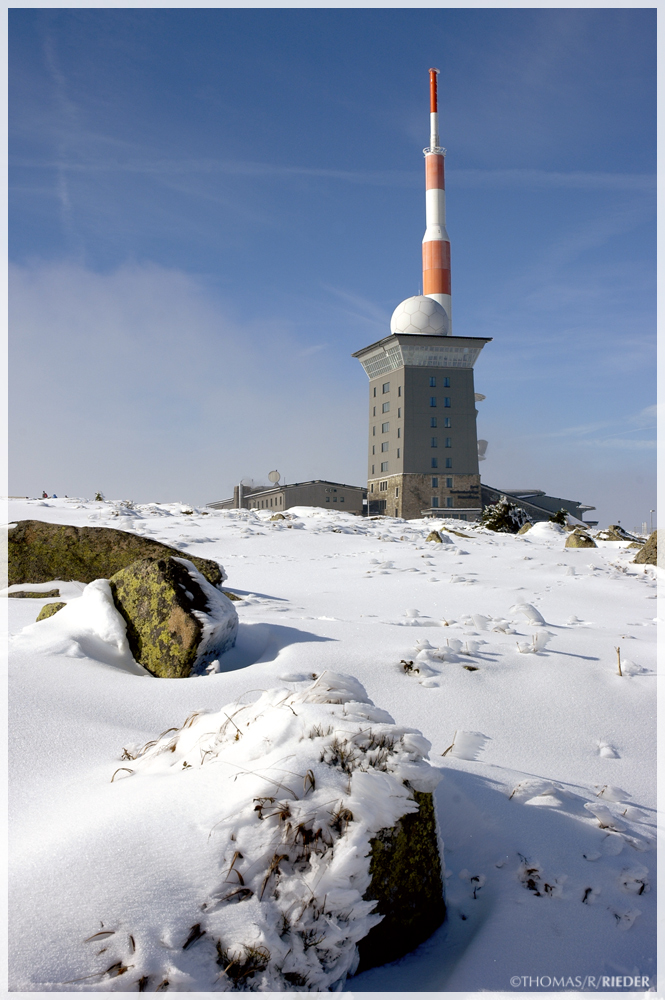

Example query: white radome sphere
[390,295,449,336]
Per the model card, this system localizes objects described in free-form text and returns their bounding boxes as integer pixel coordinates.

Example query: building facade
[207,480,366,515]
[353,333,489,519]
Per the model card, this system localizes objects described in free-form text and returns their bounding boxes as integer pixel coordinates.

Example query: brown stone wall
[368,473,481,520]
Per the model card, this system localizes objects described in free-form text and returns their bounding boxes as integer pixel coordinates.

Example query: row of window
[373,382,403,397]
[431,438,452,448]
[371,458,452,473]
[373,418,450,433]
[325,496,345,503]
[372,444,401,457]
[373,403,401,416]
[432,417,451,428]
[431,397,451,407]
[370,478,455,493]
[431,497,454,508]
[372,397,452,414]
[374,378,451,394]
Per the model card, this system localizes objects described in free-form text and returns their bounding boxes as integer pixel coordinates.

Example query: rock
[517,522,532,534]
[633,530,657,566]
[108,556,238,678]
[269,513,285,521]
[426,531,442,543]
[565,530,597,549]
[222,590,241,601]
[36,602,66,621]
[596,524,640,542]
[9,589,60,599]
[8,520,224,588]
[356,790,445,972]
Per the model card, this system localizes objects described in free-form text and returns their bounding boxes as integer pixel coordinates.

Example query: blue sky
[9,9,656,527]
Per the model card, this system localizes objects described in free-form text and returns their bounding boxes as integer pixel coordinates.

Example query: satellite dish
[268,470,281,484]
[475,393,486,402]
[477,440,488,461]
[240,477,253,488]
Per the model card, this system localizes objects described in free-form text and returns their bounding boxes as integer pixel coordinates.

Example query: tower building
[353,69,491,520]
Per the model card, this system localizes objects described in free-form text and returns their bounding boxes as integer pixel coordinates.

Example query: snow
[6,496,658,992]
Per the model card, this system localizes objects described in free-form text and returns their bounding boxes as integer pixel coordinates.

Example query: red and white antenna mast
[422,68,451,331]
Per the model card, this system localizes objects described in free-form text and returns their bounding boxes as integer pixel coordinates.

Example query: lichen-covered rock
[9,589,60,599]
[356,789,445,973]
[633,530,657,566]
[109,557,238,678]
[36,602,67,621]
[8,520,224,587]
[426,530,442,543]
[517,522,532,534]
[565,530,597,549]
[596,524,640,542]
[270,513,285,521]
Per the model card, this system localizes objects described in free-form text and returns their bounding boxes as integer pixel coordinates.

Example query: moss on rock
[8,520,223,587]
[109,557,212,679]
[36,602,66,621]
[426,531,442,543]
[565,530,597,549]
[633,530,657,566]
[356,790,445,973]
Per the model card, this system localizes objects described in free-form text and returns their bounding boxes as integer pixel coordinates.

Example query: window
[333,497,337,502]
[379,481,388,491]
[431,417,437,428]
[371,465,375,474]
[432,477,438,487]
[431,437,438,447]
[446,477,453,488]
[429,376,436,387]
[381,442,389,452]
[372,426,376,436]
[444,397,451,407]
[397,427,401,438]
[372,445,375,454]
[431,458,438,468]
[445,437,452,448]
[444,417,451,428]
[326,497,330,502]
[382,402,390,413]
[373,387,377,397]
[446,497,453,508]
[430,397,437,407]
[443,377,450,387]
[395,487,399,497]
[397,407,401,417]
[381,462,388,472]
[396,448,400,458]
[382,382,390,394]
[340,497,344,502]
[373,406,376,416]
[446,458,452,468]
[431,497,439,508]
[398,386,402,396]
[382,422,389,433]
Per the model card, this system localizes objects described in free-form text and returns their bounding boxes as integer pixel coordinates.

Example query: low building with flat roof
[207,480,366,515]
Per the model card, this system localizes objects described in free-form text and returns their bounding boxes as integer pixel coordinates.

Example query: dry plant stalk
[615,646,623,676]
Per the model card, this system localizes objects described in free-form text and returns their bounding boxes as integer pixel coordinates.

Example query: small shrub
[548,508,568,526]
[480,497,529,534]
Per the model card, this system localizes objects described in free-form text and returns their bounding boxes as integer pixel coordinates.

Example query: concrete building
[482,486,598,526]
[353,70,490,521]
[207,480,366,515]
[353,334,490,519]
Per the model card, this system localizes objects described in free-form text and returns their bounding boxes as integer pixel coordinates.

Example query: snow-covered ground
[6,497,658,992]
